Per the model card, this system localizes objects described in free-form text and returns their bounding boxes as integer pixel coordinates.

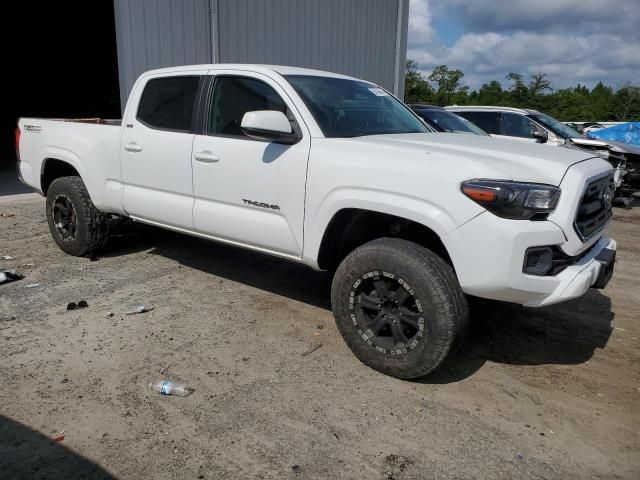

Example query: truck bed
[18,116,124,214]
[31,117,122,126]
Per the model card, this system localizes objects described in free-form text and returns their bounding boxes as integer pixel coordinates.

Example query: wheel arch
[314,207,455,271]
[40,157,83,195]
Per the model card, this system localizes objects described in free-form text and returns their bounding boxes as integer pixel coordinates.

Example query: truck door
[120,73,205,229]
[191,72,310,258]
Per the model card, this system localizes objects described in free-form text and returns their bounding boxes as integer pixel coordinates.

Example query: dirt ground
[1,174,639,479]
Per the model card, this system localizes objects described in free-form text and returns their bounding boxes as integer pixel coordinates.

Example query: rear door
[191,71,310,258]
[121,72,206,229]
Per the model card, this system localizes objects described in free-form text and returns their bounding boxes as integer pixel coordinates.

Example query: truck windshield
[528,113,581,139]
[285,75,429,138]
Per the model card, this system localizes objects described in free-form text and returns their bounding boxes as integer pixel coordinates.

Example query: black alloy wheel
[46,176,109,256]
[52,194,78,240]
[350,273,425,355]
[331,238,469,379]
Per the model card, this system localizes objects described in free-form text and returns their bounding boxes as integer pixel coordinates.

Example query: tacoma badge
[242,199,280,210]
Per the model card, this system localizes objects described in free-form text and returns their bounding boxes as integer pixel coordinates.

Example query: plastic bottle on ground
[149,380,193,396]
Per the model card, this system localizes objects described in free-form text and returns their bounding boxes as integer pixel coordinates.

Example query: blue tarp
[587,122,640,147]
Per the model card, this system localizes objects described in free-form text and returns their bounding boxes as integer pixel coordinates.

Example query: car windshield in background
[529,112,581,139]
[416,109,488,135]
[285,75,429,138]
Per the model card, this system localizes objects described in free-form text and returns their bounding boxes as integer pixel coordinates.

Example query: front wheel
[46,176,109,256]
[331,238,468,379]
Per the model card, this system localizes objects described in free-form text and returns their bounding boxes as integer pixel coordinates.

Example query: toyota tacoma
[16,65,616,379]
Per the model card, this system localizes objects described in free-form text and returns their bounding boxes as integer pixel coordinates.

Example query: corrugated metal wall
[215,0,406,96]
[114,0,212,108]
[114,0,407,109]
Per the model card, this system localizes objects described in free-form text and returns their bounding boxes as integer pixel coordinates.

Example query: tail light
[15,127,21,161]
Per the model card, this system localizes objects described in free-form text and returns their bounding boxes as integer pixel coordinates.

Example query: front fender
[302,187,480,269]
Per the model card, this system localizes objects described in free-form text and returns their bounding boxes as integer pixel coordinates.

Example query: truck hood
[354,132,597,185]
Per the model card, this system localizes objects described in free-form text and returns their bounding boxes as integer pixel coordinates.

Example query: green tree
[614,83,640,121]
[528,73,552,96]
[505,72,529,106]
[404,60,435,104]
[476,80,504,105]
[450,85,470,105]
[428,65,465,106]
[546,88,589,121]
[589,82,615,121]
[403,59,637,122]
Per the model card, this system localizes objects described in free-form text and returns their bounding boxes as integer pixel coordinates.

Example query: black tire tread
[331,238,469,379]
[46,176,109,256]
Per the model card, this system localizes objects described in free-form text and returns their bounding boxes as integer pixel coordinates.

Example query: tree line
[404,60,640,122]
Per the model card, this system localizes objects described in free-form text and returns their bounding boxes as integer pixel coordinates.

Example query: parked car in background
[446,106,584,145]
[447,106,639,205]
[408,104,487,135]
[580,122,607,135]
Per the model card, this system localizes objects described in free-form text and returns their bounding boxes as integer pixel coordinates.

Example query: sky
[407,0,640,91]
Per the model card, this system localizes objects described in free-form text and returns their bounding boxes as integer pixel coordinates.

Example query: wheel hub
[349,272,426,355]
[52,194,77,240]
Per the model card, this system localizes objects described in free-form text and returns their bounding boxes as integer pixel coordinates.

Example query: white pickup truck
[17,64,616,379]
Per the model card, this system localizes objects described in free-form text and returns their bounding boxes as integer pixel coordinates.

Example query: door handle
[124,142,143,153]
[194,151,220,163]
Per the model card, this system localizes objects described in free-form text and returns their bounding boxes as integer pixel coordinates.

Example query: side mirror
[531,127,548,143]
[240,111,299,144]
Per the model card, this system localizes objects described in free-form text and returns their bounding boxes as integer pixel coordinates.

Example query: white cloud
[408,0,640,89]
[407,0,436,48]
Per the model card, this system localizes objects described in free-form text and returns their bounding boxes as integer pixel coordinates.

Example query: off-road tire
[331,238,469,379]
[46,176,109,256]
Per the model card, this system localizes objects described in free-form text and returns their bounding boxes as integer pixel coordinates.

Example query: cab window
[208,76,289,138]
[137,76,200,132]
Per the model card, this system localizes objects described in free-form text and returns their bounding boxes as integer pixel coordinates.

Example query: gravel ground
[1,179,639,479]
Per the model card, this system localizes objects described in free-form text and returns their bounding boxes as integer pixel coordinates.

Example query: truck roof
[142,64,360,81]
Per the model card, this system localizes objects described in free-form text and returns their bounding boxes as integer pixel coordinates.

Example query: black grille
[574,173,614,241]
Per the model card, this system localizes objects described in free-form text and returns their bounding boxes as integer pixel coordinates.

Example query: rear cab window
[137,76,200,132]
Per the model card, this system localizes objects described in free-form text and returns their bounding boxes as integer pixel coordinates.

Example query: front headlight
[461,179,561,220]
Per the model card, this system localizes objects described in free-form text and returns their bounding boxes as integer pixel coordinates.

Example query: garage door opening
[2,1,120,166]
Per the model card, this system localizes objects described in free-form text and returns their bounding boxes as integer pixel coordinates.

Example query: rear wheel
[46,176,109,256]
[331,238,468,379]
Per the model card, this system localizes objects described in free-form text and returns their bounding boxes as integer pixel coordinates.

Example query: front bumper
[445,211,616,307]
[529,237,615,306]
